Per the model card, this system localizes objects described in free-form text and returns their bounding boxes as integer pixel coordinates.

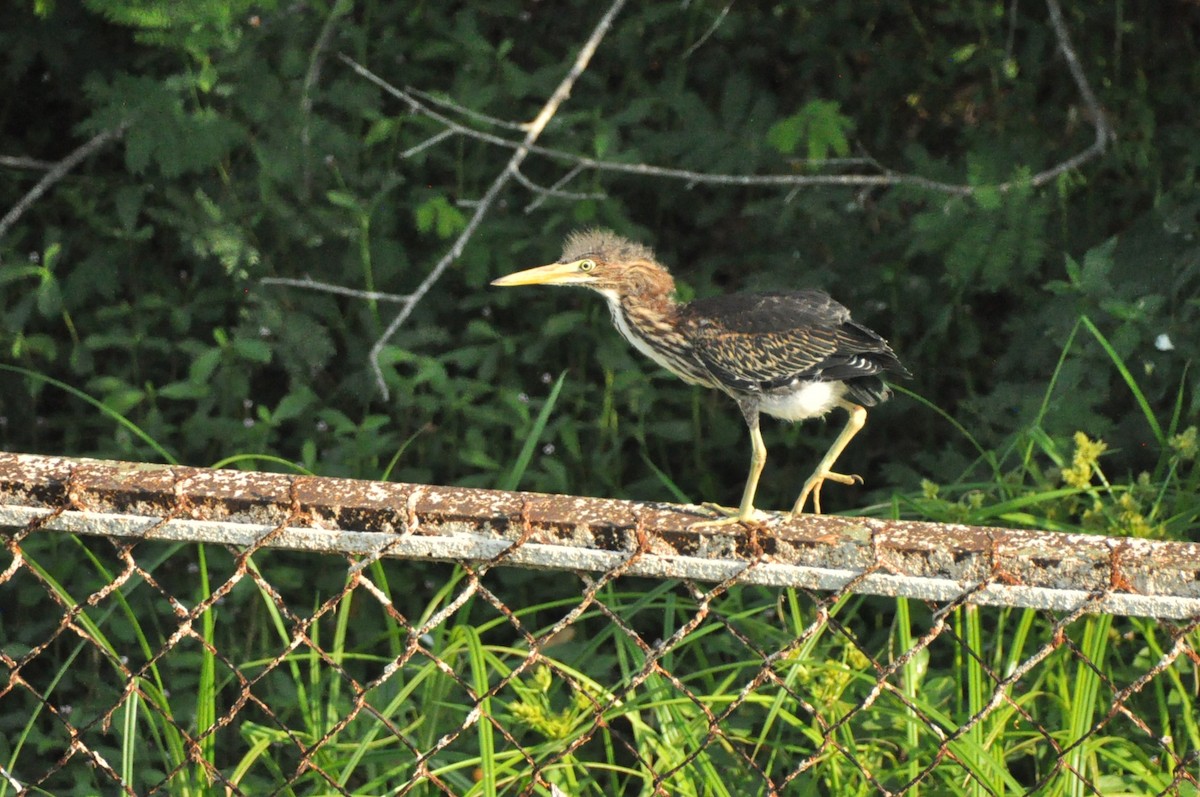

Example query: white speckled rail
[1,453,1198,619]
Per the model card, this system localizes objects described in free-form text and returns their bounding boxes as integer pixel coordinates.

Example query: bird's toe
[792,469,866,515]
[691,504,775,528]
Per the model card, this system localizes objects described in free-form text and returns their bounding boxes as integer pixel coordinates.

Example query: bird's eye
[579,259,596,272]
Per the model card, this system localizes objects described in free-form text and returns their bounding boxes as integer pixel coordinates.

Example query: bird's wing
[684,292,889,390]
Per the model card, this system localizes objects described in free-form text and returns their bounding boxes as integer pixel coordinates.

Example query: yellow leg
[694,412,773,527]
[792,401,867,516]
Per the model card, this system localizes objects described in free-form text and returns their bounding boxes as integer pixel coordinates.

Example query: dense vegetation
[2,1,1196,514]
[1,1,1197,793]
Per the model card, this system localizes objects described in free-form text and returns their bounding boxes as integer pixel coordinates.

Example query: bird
[491,228,910,524]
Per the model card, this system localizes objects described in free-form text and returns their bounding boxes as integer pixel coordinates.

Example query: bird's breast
[606,297,714,387]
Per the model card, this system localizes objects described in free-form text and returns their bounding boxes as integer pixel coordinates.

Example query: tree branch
[0,124,128,244]
[1038,0,1112,186]
[522,164,604,213]
[299,0,352,199]
[261,276,412,304]
[342,0,630,399]
[362,0,1108,199]
[0,155,56,171]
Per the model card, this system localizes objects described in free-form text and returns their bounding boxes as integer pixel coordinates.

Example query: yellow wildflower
[1115,492,1162,539]
[1062,432,1107,489]
[1169,426,1197,461]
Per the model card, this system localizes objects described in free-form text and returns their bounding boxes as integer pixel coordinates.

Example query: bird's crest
[561,229,658,266]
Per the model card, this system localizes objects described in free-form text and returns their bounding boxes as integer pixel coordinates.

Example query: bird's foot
[791,470,862,516]
[691,502,775,528]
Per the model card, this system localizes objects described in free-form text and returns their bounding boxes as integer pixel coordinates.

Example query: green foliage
[767,99,855,162]
[414,195,468,240]
[82,0,273,66]
[1,0,1193,510]
[1,2,1199,790]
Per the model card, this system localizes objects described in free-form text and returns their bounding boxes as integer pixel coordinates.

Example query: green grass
[4,540,1198,794]
[903,315,1198,541]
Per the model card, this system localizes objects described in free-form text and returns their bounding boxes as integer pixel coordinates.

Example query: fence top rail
[1,453,1197,619]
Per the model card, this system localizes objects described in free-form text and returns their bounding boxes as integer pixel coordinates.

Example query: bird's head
[491,229,674,299]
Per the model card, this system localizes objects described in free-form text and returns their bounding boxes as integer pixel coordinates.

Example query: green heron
[492,229,910,524]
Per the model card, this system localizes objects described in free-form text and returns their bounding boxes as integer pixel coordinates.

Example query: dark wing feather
[686,291,848,334]
[683,291,908,398]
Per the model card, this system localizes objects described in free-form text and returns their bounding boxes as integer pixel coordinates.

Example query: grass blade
[498,371,565,492]
[0,363,177,464]
[640,452,693,504]
[1079,315,1164,446]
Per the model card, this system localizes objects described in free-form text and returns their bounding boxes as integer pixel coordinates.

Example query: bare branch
[401,129,455,159]
[1035,0,1112,187]
[371,0,1108,200]
[523,164,600,213]
[0,155,56,171]
[346,0,630,398]
[405,86,529,132]
[512,168,606,207]
[260,276,412,304]
[0,124,128,244]
[372,79,916,190]
[682,0,735,60]
[1005,0,1020,61]
[299,0,352,199]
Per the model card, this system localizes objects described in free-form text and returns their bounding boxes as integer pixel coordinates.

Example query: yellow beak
[491,260,594,287]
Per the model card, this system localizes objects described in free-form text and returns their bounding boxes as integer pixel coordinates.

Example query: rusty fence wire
[1,453,1198,795]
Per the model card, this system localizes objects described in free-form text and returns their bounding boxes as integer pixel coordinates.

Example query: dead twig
[0,124,128,244]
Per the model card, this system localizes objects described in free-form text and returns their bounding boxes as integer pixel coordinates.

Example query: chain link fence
[2,453,1198,795]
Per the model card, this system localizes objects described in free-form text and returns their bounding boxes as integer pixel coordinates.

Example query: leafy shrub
[1,3,1196,515]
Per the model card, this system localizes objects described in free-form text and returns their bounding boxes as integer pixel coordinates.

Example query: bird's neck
[597,284,682,330]
[597,285,679,352]
[621,289,680,320]
[597,282,714,387]
[611,260,682,321]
